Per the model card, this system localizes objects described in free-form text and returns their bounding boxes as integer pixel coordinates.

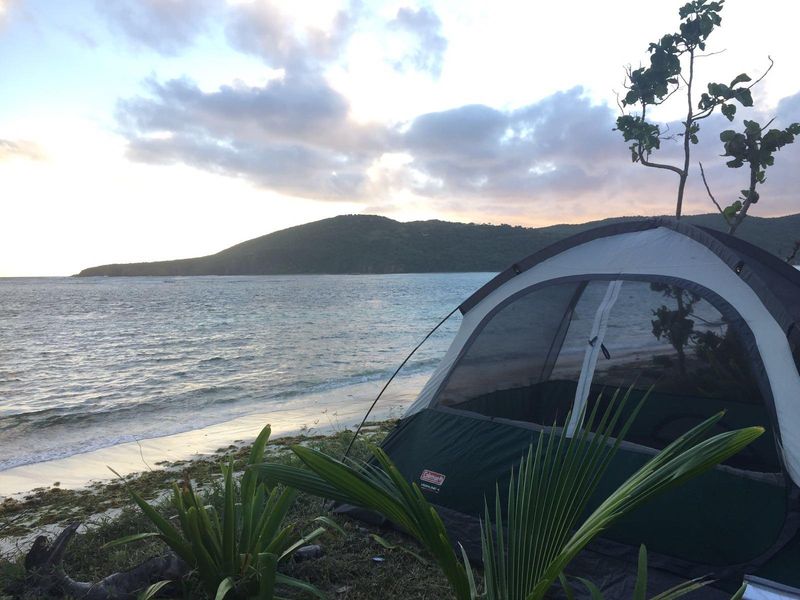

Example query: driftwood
[19,523,189,599]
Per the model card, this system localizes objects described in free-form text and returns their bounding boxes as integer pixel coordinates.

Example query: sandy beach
[0,373,427,498]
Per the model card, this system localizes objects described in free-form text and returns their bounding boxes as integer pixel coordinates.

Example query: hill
[76,213,800,276]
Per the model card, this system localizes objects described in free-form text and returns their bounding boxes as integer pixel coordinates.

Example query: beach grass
[0,421,455,599]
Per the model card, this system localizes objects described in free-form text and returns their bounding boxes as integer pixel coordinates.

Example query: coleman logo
[420,469,446,486]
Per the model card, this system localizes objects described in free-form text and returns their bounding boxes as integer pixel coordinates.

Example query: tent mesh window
[585,280,778,473]
[436,280,592,424]
[435,278,779,473]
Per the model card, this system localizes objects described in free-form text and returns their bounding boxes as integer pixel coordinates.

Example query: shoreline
[0,373,427,499]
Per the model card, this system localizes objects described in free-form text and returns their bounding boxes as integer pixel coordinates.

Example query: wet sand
[0,373,427,498]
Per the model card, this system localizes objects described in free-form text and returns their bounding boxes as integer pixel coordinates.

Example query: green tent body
[373,220,800,598]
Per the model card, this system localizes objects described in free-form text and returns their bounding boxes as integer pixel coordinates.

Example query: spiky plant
[257,388,762,599]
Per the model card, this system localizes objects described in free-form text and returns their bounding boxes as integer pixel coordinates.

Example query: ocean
[0,274,492,477]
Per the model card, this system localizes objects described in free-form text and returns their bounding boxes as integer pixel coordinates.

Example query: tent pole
[342,305,461,460]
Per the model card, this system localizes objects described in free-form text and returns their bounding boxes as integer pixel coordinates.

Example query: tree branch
[747,56,774,90]
[693,107,716,121]
[650,85,682,106]
[21,525,189,600]
[728,148,761,236]
[699,162,730,225]
[640,155,684,175]
[695,48,728,59]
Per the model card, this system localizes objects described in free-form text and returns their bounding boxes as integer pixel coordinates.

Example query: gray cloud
[95,0,362,67]
[0,139,45,161]
[117,72,391,200]
[776,91,800,122]
[399,87,800,219]
[226,1,361,72]
[95,0,220,55]
[117,77,800,220]
[389,6,447,77]
[402,88,624,200]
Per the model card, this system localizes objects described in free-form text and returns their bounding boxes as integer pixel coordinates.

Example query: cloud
[117,76,800,221]
[95,0,220,54]
[396,87,800,219]
[225,1,361,72]
[117,72,391,200]
[389,6,447,77]
[401,88,624,200]
[776,90,800,123]
[0,139,45,161]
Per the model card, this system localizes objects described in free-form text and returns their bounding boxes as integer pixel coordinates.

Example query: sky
[1,0,799,276]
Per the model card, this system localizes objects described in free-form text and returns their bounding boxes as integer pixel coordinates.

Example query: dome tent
[377,219,800,598]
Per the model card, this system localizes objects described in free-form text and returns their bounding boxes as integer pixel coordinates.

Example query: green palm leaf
[257,385,762,600]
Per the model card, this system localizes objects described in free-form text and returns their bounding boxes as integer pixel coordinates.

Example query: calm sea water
[0,274,492,473]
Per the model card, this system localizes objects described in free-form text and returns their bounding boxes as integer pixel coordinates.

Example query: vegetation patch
[1,421,454,599]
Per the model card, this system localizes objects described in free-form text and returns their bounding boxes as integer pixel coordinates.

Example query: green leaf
[137,580,172,600]
[253,487,297,556]
[460,544,480,600]
[186,506,223,591]
[312,515,346,535]
[730,73,752,86]
[275,573,326,599]
[634,545,647,600]
[744,120,762,136]
[370,533,429,564]
[721,103,736,121]
[576,577,605,600]
[260,386,762,600]
[221,459,236,574]
[107,468,194,565]
[723,201,742,218]
[256,553,277,600]
[651,577,710,599]
[558,574,576,600]
[708,82,729,98]
[280,526,327,561]
[734,88,753,107]
[214,577,234,600]
[101,532,162,550]
[260,447,472,600]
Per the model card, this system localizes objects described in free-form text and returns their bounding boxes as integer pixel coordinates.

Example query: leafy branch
[614,0,771,219]
[711,119,800,234]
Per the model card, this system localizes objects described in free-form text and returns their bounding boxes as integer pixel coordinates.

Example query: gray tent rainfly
[377,218,800,598]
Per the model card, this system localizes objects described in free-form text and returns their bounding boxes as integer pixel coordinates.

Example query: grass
[0,421,454,599]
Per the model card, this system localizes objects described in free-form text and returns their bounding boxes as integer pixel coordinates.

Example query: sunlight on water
[0,274,492,471]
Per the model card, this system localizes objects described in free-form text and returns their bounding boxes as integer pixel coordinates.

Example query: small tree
[700,119,800,235]
[615,0,760,219]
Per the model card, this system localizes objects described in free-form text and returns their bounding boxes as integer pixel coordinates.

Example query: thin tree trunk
[728,155,760,235]
[676,49,696,220]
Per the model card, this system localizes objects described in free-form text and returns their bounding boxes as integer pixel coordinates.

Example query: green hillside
[76,213,800,276]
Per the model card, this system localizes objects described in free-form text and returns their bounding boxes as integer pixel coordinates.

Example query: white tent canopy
[406,222,800,484]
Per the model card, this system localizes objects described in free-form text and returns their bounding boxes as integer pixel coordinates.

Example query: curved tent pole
[342,306,461,460]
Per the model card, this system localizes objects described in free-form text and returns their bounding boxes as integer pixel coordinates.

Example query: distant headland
[76,213,800,277]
